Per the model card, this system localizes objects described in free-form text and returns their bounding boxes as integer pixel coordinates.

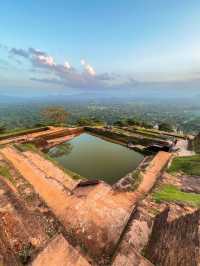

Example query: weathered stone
[31,234,91,266]
[145,207,200,266]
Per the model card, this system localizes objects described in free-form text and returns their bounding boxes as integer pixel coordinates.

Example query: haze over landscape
[1,2,200,266]
[0,1,200,134]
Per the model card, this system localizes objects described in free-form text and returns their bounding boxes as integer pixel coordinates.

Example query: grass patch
[153,184,200,207]
[168,155,200,176]
[148,207,160,216]
[0,165,15,185]
[14,143,39,153]
[131,169,143,191]
[128,127,169,140]
[131,126,185,139]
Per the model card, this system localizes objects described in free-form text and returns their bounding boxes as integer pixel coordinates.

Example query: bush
[113,120,128,127]
[158,122,174,132]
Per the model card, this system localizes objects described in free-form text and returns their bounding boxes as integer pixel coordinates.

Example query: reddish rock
[31,234,91,266]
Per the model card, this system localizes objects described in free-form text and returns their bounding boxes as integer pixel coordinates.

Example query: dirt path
[136,151,172,196]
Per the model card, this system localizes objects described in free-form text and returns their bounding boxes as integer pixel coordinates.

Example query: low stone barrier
[85,127,169,147]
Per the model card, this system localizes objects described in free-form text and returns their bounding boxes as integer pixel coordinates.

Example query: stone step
[31,234,91,266]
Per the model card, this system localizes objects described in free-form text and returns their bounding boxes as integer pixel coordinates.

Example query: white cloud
[8,46,127,89]
[80,59,85,65]
[64,61,71,70]
[81,59,96,76]
[36,55,55,66]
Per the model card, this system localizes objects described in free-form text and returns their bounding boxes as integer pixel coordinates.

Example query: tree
[124,118,153,129]
[76,117,104,126]
[140,121,153,129]
[126,118,140,126]
[76,117,92,126]
[113,119,128,127]
[158,122,174,132]
[41,107,69,125]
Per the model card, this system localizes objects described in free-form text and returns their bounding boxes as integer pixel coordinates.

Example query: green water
[48,133,144,184]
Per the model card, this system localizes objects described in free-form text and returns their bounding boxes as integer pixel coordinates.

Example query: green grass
[14,143,39,153]
[0,165,15,185]
[168,155,200,176]
[128,127,168,139]
[153,184,200,207]
[131,126,185,139]
[131,169,143,191]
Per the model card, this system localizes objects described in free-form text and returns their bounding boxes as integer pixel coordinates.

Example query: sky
[0,0,200,95]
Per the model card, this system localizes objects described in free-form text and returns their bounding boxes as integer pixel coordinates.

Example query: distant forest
[0,96,200,134]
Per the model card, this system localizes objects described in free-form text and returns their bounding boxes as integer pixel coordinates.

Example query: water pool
[47,133,144,184]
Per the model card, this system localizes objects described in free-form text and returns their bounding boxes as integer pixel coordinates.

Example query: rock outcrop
[145,207,200,266]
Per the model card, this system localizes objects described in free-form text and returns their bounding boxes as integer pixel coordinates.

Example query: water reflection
[48,142,73,158]
[48,133,144,184]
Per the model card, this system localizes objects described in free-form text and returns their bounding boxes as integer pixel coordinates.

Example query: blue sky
[0,0,200,94]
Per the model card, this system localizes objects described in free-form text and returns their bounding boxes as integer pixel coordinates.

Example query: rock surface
[145,207,200,266]
[0,146,172,265]
[31,234,91,266]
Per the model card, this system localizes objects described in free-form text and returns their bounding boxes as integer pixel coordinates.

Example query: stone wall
[85,127,169,147]
[0,126,49,141]
[145,207,200,266]
[34,127,84,141]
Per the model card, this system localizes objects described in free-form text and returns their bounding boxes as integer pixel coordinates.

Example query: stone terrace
[0,144,171,265]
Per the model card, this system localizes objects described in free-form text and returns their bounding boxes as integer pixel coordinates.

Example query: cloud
[64,61,71,70]
[32,54,55,68]
[0,59,9,70]
[28,48,47,57]
[30,77,65,85]
[7,46,132,89]
[81,59,96,76]
[10,48,29,58]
